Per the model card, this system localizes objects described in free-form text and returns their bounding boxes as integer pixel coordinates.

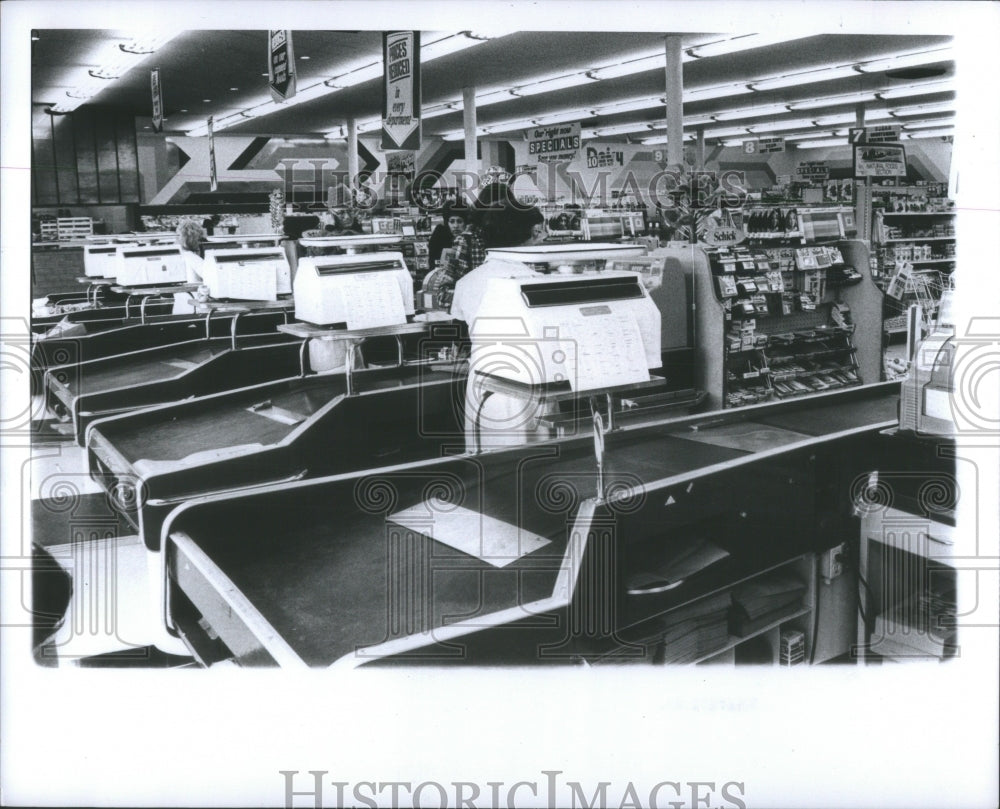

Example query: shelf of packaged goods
[745,231,803,240]
[883,258,956,266]
[769,364,857,382]
[773,379,860,397]
[882,236,955,243]
[878,211,955,217]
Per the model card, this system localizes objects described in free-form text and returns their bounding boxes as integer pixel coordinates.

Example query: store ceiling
[31,29,955,144]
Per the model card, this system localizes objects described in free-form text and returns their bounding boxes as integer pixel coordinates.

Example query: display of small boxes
[780,629,806,665]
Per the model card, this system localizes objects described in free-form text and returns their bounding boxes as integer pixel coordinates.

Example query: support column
[347,118,360,186]
[696,127,706,171]
[463,86,478,178]
[854,103,871,241]
[664,35,685,169]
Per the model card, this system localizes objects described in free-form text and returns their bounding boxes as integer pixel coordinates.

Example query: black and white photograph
[2,1,998,807]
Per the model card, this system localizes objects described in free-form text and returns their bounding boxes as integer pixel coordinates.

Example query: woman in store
[427,204,467,270]
[173,219,208,314]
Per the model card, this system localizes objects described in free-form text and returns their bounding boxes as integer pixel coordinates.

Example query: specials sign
[268,30,296,102]
[526,122,581,164]
[382,31,421,151]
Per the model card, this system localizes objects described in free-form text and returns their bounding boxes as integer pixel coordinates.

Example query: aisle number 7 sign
[382,31,422,151]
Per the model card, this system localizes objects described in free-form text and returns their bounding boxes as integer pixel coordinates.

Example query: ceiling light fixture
[749,65,861,92]
[712,102,793,121]
[855,46,954,74]
[686,33,809,59]
[794,138,848,149]
[45,28,181,114]
[788,91,878,110]
[905,127,954,139]
[190,31,512,136]
[876,80,952,100]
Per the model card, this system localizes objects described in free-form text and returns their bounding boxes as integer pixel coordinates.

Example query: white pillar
[664,36,685,169]
[463,85,478,176]
[347,118,360,184]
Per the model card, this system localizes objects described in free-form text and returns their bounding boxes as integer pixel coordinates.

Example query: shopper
[427,204,467,269]
[174,219,208,313]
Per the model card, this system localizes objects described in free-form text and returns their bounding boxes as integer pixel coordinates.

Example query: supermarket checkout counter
[85,251,465,552]
[160,379,901,667]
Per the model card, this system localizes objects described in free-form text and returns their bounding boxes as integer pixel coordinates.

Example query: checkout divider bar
[158,380,900,667]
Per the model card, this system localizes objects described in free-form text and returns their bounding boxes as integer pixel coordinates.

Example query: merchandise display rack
[686,237,883,410]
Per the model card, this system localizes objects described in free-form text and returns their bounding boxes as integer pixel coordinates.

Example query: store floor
[30,438,194,667]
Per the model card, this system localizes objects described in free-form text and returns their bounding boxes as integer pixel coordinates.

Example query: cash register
[293,252,414,326]
[899,289,957,436]
[454,244,672,448]
[83,243,121,278]
[115,243,187,286]
[200,247,292,300]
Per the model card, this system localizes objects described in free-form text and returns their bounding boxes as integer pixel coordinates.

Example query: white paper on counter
[389,501,550,568]
[343,271,407,330]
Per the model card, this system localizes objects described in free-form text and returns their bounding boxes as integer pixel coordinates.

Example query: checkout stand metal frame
[159,380,900,668]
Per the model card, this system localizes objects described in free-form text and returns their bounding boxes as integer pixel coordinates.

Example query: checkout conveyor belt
[46,335,302,445]
[161,380,901,668]
[87,361,469,549]
[31,309,291,382]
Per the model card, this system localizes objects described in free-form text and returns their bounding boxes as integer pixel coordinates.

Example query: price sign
[382,31,422,150]
[150,67,163,133]
[268,30,296,102]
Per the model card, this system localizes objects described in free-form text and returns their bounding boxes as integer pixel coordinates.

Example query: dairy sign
[586,144,624,169]
[527,122,581,164]
[382,31,421,151]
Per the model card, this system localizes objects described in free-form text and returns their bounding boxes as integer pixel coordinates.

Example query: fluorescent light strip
[788,91,877,110]
[906,128,954,139]
[189,32,509,136]
[903,117,956,130]
[891,101,955,117]
[876,80,952,101]
[510,73,598,96]
[712,102,792,121]
[687,33,809,59]
[747,117,821,133]
[749,65,861,92]
[855,46,953,74]
[46,29,181,113]
[794,139,849,149]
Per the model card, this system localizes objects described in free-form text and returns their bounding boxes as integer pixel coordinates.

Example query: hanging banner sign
[268,30,297,102]
[757,136,785,154]
[208,116,218,192]
[865,124,902,144]
[527,122,581,164]
[850,125,902,145]
[796,160,830,181]
[854,143,907,178]
[386,151,415,177]
[150,67,163,133]
[382,31,421,151]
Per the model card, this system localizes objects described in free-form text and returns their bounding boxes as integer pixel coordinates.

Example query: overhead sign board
[208,116,218,192]
[854,143,908,178]
[382,31,421,151]
[150,67,163,133]
[268,30,297,102]
[526,122,581,164]
[850,125,902,145]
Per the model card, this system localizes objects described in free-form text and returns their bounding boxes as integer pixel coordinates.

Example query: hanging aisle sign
[526,122,581,164]
[208,116,218,192]
[382,31,421,151]
[150,67,163,133]
[268,30,297,102]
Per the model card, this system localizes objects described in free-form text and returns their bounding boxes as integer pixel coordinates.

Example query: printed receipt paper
[558,311,650,391]
[388,502,550,568]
